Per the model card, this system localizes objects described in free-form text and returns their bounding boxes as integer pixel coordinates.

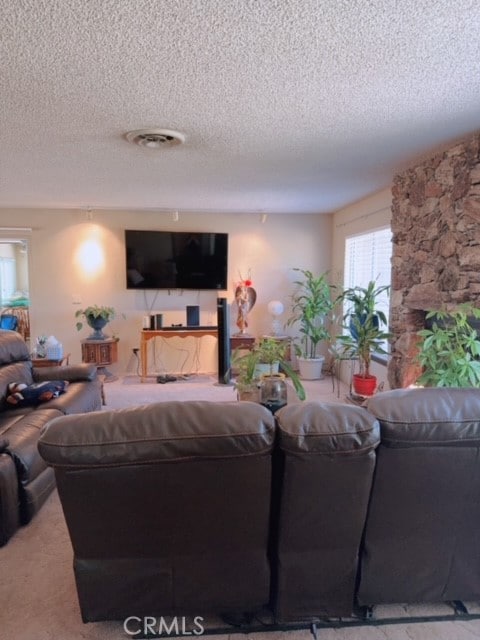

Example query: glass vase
[259,373,288,414]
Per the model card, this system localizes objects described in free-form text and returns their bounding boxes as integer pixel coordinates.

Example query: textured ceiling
[1,0,480,214]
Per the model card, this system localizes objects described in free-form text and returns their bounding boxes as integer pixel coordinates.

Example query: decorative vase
[259,373,288,414]
[352,373,377,396]
[234,285,257,335]
[87,315,109,340]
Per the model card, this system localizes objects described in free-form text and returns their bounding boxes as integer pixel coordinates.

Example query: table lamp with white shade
[267,300,285,336]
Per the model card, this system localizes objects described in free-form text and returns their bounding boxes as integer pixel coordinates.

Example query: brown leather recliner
[0,329,102,545]
[38,400,276,623]
[273,401,380,621]
[358,387,480,606]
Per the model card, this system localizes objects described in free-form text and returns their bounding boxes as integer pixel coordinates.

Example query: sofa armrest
[33,363,98,383]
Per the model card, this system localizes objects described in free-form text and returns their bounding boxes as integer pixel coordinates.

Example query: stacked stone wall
[389,133,480,388]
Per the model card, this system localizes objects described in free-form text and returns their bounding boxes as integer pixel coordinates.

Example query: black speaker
[186,305,200,327]
[217,297,230,384]
[155,314,163,329]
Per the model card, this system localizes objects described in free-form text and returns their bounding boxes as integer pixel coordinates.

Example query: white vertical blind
[344,227,392,345]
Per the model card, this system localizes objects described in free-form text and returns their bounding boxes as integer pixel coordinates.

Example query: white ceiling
[1,0,480,214]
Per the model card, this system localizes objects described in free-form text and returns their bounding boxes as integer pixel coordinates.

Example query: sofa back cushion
[0,329,30,365]
[274,401,380,620]
[358,387,480,605]
[38,400,276,621]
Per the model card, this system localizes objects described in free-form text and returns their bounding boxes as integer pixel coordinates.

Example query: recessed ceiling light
[124,128,185,149]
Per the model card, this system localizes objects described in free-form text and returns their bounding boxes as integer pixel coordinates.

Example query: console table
[140,328,218,382]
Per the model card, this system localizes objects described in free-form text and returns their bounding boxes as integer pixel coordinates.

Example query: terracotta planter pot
[353,373,377,396]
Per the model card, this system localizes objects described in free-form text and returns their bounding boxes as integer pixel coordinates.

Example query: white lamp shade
[267,300,284,317]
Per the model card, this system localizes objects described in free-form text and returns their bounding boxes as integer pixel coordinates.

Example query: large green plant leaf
[416,304,480,387]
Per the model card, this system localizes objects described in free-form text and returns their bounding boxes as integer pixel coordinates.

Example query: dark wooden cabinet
[81,338,118,381]
[230,335,256,352]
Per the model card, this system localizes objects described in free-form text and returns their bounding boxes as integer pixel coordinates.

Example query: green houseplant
[415,304,480,387]
[336,281,391,396]
[75,305,117,340]
[286,269,335,380]
[231,338,306,402]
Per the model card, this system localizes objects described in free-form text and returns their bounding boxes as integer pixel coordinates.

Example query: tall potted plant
[415,304,480,387]
[286,269,335,380]
[336,281,391,396]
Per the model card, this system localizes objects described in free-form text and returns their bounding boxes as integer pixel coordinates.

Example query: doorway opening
[0,237,30,345]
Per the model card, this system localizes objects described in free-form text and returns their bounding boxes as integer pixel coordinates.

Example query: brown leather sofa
[38,388,480,625]
[38,401,276,622]
[0,329,103,546]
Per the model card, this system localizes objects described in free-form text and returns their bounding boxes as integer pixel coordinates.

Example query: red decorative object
[353,373,377,396]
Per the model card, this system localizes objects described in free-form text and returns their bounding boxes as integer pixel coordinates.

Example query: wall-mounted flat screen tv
[125,230,228,290]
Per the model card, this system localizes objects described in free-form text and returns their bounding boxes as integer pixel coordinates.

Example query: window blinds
[344,227,392,338]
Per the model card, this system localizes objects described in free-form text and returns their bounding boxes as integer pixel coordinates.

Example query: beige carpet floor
[102,373,241,408]
[2,375,480,639]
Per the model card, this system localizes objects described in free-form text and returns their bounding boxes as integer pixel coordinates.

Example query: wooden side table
[81,338,118,382]
[31,354,71,368]
[230,335,256,353]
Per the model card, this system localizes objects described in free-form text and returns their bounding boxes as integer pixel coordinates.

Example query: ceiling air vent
[124,128,185,149]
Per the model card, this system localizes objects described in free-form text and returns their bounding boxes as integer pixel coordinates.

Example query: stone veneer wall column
[389,132,480,388]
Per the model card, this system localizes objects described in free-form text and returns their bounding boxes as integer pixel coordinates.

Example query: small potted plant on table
[232,338,305,406]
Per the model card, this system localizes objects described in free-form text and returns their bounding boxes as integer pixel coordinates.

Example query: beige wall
[0,209,332,376]
[331,188,392,387]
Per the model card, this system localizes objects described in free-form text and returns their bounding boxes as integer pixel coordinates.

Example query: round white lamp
[267,300,284,336]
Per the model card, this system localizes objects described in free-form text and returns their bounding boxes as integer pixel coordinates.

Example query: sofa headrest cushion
[367,387,480,446]
[0,330,30,366]
[38,400,276,468]
[276,401,380,455]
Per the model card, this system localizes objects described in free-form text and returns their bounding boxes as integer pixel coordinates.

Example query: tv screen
[125,230,228,290]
